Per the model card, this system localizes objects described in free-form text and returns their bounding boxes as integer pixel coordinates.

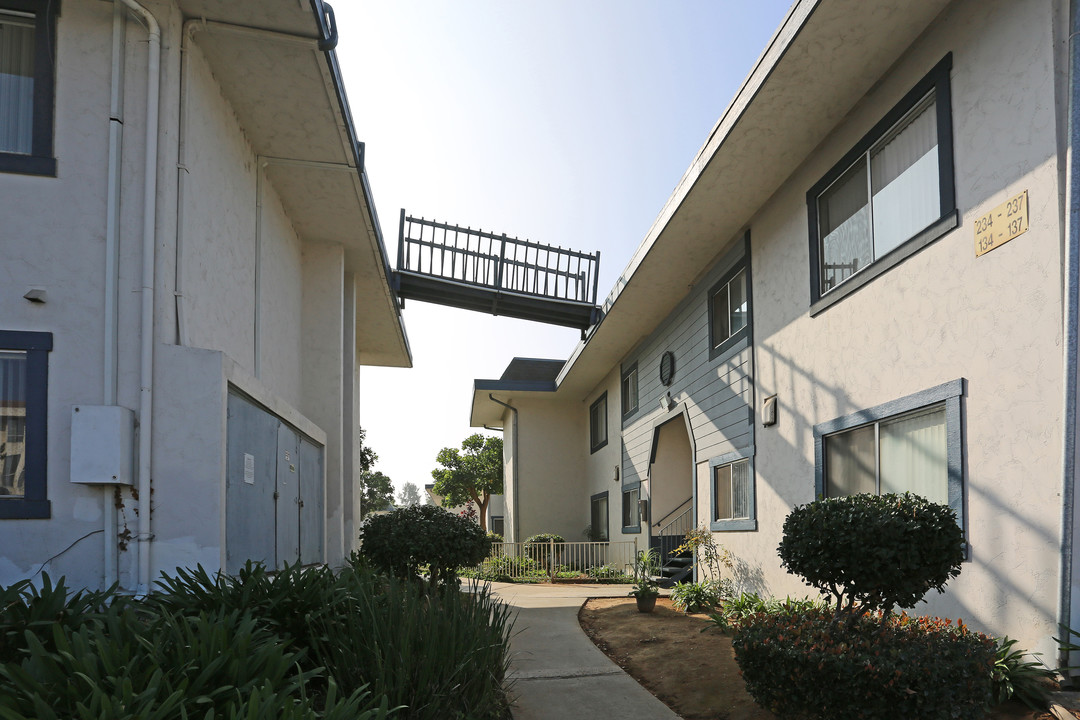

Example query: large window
[808,54,955,309]
[814,379,964,526]
[590,491,608,541]
[621,363,638,420]
[709,447,756,532]
[621,485,640,533]
[0,330,51,519]
[0,1,58,176]
[589,393,607,453]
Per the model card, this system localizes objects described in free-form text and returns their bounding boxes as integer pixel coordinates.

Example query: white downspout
[102,0,126,589]
[116,0,160,596]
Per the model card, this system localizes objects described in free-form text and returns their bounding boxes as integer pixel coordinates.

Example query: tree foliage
[359,471,394,517]
[397,482,421,507]
[431,434,503,531]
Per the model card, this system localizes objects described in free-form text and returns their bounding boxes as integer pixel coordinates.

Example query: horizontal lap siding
[620,240,754,487]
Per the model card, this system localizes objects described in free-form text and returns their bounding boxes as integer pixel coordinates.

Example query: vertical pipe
[102,1,126,589]
[114,0,161,597]
[254,158,265,378]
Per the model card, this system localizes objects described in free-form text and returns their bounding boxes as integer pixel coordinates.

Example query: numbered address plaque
[974,190,1028,257]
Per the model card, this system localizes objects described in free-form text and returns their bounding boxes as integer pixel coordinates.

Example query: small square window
[0,1,59,176]
[622,485,640,532]
[0,330,51,519]
[589,393,607,453]
[808,55,956,309]
[621,364,638,419]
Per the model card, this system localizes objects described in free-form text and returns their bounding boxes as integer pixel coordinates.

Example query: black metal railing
[397,211,600,306]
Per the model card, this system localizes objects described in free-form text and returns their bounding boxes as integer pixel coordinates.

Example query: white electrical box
[70,405,135,485]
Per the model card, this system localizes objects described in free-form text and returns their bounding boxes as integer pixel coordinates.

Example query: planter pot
[635,594,658,613]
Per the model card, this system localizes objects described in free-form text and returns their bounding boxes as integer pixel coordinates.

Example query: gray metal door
[225,393,278,573]
[276,424,301,568]
[299,437,324,564]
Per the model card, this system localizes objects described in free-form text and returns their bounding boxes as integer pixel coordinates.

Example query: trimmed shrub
[359,504,491,586]
[777,493,964,618]
[733,607,996,720]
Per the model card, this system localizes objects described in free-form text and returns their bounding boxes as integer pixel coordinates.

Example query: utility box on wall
[70,405,135,485]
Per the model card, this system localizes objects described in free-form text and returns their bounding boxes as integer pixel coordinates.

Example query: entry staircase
[651,498,693,588]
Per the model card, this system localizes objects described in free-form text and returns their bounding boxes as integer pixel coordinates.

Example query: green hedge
[733,607,995,720]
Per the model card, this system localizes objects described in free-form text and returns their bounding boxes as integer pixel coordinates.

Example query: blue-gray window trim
[621,481,641,534]
[0,329,52,519]
[813,378,965,531]
[0,0,59,177]
[708,231,752,362]
[589,392,608,453]
[708,445,756,532]
[807,53,956,314]
[620,361,638,422]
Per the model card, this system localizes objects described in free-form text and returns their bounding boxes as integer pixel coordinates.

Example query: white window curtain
[870,95,939,257]
[0,13,34,155]
[879,405,947,504]
[730,459,750,520]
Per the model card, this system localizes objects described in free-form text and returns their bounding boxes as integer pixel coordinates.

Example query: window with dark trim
[709,447,756,532]
[708,237,752,361]
[589,491,608,541]
[808,54,956,311]
[0,0,59,177]
[490,515,504,539]
[620,363,638,420]
[0,330,51,518]
[589,392,607,453]
[621,484,640,533]
[814,379,965,531]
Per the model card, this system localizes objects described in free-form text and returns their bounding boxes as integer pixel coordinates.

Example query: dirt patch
[578,597,1076,720]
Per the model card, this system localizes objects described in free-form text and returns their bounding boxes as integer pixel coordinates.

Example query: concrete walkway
[486,582,680,720]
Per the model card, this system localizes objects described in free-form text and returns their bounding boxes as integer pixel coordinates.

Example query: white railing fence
[469,540,639,582]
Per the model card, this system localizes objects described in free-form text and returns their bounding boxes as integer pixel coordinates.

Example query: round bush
[733,608,995,720]
[523,533,564,546]
[777,493,964,616]
[359,505,491,585]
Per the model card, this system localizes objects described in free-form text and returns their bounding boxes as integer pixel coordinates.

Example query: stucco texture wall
[744,0,1063,657]
[516,397,586,541]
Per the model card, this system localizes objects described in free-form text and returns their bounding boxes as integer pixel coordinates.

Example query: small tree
[777,492,964,621]
[358,504,491,587]
[359,470,395,517]
[397,481,421,507]
[431,434,503,531]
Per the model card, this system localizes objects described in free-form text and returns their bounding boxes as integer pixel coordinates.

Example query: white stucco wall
[515,397,587,541]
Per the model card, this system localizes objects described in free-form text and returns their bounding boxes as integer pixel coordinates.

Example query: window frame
[708,446,756,532]
[813,379,965,531]
[490,515,504,538]
[807,53,957,314]
[621,483,641,533]
[0,0,59,177]
[589,392,608,454]
[590,491,609,541]
[707,232,753,362]
[620,362,638,421]
[0,330,52,519]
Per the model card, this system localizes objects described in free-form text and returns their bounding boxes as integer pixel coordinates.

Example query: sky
[336,2,793,499]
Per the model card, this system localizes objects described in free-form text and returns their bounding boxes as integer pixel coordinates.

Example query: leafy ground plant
[991,636,1053,710]
[670,580,729,614]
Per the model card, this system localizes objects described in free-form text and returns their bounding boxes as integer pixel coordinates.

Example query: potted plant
[628,549,661,613]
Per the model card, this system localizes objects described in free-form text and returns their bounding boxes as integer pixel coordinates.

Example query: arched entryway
[646,410,695,577]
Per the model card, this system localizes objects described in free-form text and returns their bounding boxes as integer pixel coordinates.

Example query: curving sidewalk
[485,582,680,720]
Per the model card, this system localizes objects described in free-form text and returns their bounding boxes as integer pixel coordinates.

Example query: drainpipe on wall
[101,0,126,590]
[113,0,161,597]
[1060,0,1080,673]
[488,395,519,542]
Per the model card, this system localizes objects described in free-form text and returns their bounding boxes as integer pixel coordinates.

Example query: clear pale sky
[335,2,793,498]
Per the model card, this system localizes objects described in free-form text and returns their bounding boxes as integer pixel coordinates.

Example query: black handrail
[653,496,693,529]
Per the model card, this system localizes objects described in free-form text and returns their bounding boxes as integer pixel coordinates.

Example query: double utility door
[225,391,325,573]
